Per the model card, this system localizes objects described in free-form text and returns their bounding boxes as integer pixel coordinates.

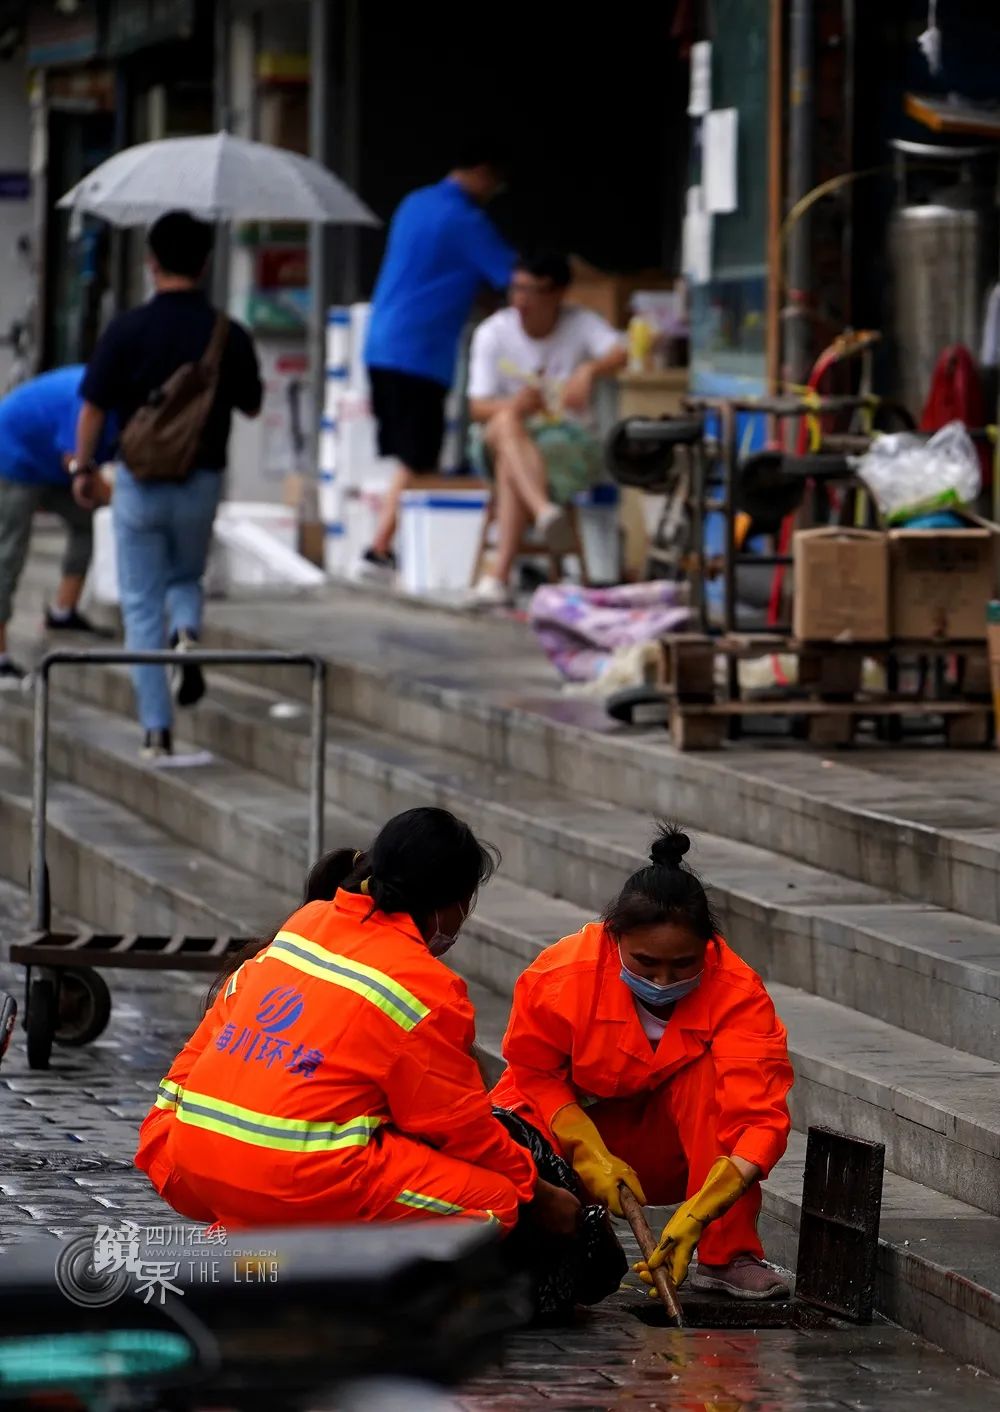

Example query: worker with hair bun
[491,822,794,1300]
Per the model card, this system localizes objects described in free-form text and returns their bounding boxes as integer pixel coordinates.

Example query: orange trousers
[573,1052,763,1266]
[140,1113,521,1231]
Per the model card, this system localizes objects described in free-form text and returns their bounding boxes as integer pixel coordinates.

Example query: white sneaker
[535,504,576,556]
[466,575,513,609]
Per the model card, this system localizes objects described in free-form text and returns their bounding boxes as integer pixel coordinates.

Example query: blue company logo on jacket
[256,987,305,1033]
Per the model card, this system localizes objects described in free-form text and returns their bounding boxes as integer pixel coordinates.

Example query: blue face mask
[619,949,703,1009]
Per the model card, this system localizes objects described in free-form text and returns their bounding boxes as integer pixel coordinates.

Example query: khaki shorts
[0,478,92,623]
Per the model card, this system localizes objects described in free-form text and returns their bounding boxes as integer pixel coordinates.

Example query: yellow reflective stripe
[396,1188,466,1216]
[270,930,430,1032]
[170,1085,382,1153]
[224,967,242,1000]
[154,1078,182,1111]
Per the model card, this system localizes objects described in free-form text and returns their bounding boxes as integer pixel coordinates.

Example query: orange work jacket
[136,890,537,1224]
[492,924,793,1176]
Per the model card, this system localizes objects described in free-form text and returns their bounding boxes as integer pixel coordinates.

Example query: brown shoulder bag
[119,313,229,483]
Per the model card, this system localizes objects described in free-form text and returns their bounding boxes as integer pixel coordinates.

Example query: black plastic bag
[492,1107,627,1318]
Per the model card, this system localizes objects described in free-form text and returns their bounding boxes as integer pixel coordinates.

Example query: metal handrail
[31,649,327,932]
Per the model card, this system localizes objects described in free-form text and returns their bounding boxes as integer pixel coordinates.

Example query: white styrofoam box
[348,302,371,396]
[325,306,350,377]
[323,522,347,576]
[336,391,397,493]
[398,489,489,597]
[319,414,337,473]
[324,367,349,418]
[212,517,325,590]
[90,507,118,605]
[318,470,342,527]
[88,501,307,606]
[220,500,298,552]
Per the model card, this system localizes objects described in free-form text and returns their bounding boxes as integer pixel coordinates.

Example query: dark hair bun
[649,824,691,869]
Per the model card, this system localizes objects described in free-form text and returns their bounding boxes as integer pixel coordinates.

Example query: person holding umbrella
[73,211,262,760]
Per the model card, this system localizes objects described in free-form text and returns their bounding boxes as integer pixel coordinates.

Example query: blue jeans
[113,466,223,731]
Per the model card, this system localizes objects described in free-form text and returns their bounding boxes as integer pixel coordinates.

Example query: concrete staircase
[4,542,1000,1371]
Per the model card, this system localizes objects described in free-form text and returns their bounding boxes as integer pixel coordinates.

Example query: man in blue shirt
[0,365,116,683]
[360,141,515,579]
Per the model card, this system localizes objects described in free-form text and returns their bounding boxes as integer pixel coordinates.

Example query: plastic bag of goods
[857,419,980,525]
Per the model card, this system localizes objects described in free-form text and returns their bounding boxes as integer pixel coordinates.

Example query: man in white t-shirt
[466,251,626,605]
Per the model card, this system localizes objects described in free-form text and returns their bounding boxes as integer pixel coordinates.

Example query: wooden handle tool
[619,1183,684,1327]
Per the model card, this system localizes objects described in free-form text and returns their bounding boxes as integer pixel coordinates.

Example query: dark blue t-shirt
[81,290,262,471]
[365,178,515,388]
[0,366,117,486]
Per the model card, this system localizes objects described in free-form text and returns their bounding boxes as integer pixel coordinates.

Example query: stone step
[42,664,1000,1065]
[461,964,1000,1379]
[0,743,288,941]
[193,595,1000,929]
[6,685,1000,1225]
[2,679,999,1378]
[21,550,1000,933]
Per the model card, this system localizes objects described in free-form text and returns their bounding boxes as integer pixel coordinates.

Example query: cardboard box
[889,516,999,640]
[793,528,890,642]
[299,521,325,568]
[567,256,673,330]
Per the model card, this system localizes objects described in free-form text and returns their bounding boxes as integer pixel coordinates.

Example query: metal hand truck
[9,648,326,1070]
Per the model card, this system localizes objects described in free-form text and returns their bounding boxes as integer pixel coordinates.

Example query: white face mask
[428,901,468,958]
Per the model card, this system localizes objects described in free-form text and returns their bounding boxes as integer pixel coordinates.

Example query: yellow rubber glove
[637,1157,748,1289]
[551,1103,646,1217]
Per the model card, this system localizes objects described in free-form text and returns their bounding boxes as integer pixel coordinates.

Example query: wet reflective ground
[460,1298,1000,1411]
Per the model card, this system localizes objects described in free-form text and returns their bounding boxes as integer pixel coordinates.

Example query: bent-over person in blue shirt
[0,365,117,684]
[359,138,515,581]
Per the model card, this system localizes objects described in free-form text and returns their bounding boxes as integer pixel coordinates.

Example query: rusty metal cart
[9,648,326,1070]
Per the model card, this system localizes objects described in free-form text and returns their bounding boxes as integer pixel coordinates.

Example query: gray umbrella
[57,130,379,226]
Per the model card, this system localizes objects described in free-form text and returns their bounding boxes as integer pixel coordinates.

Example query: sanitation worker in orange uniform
[136,808,578,1236]
[492,823,794,1300]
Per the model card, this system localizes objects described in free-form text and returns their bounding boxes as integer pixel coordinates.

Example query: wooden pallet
[663,634,994,751]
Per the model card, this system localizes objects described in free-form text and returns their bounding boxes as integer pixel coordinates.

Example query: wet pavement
[1,877,998,1409]
[461,1310,1000,1410]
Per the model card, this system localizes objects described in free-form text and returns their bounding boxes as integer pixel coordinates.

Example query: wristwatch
[67,458,95,478]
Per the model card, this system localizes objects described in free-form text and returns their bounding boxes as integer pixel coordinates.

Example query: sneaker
[141,728,173,761]
[535,504,576,557]
[351,548,397,586]
[466,575,513,609]
[0,658,27,689]
[689,1255,791,1301]
[171,630,205,709]
[44,607,114,638]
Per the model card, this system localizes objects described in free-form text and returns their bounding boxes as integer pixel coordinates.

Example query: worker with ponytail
[136,807,578,1238]
[492,823,793,1301]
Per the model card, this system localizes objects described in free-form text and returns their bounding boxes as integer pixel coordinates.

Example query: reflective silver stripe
[166,1084,382,1154]
[395,1188,466,1216]
[270,931,429,1031]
